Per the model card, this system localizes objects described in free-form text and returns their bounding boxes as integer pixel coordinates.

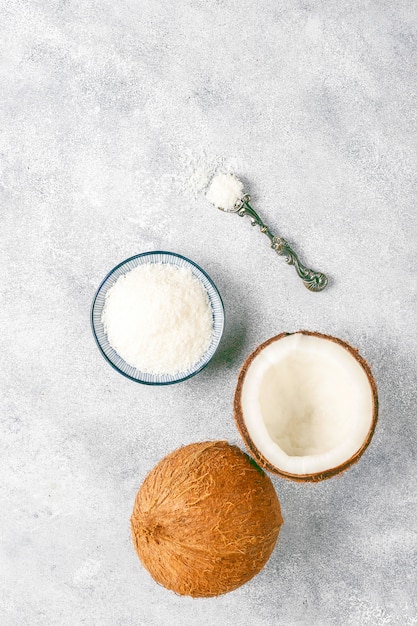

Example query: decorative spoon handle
[235,195,328,292]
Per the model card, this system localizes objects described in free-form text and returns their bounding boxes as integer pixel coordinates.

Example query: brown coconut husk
[131,441,283,597]
[234,331,378,482]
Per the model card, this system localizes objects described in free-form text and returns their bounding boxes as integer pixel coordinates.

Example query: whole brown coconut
[131,441,283,597]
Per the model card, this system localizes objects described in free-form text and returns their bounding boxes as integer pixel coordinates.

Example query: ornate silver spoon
[207,175,328,292]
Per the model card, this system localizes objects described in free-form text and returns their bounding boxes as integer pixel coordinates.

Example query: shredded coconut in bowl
[206,173,244,211]
[101,263,214,376]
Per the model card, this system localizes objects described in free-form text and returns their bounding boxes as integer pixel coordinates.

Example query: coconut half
[234,331,378,481]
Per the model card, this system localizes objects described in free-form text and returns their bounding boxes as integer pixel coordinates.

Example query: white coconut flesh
[240,334,374,475]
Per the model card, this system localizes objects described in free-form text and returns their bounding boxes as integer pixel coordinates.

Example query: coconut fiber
[131,441,283,597]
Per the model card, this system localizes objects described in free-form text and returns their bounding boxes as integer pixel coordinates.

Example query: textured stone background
[1,1,417,624]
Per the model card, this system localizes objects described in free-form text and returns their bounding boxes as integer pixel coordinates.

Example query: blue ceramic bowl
[91,251,225,385]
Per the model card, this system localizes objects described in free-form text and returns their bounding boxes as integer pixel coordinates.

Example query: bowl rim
[91,250,225,385]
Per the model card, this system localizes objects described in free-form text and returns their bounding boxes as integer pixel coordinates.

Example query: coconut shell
[234,331,378,482]
[131,441,283,597]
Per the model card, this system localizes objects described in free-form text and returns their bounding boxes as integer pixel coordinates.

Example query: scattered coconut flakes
[188,166,212,195]
[206,173,244,211]
[177,149,242,199]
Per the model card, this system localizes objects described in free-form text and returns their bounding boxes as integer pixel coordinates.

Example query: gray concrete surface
[1,1,417,624]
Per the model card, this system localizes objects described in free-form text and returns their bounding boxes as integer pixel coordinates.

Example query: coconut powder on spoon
[102,263,213,376]
[206,173,244,210]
